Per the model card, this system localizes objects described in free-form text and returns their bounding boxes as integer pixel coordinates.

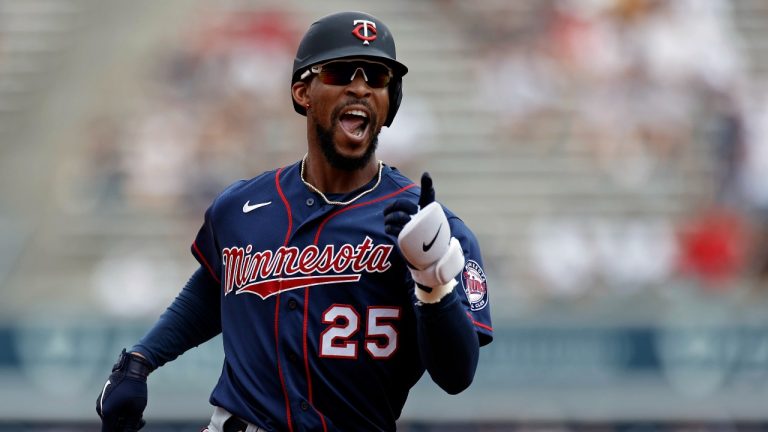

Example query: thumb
[418,172,435,208]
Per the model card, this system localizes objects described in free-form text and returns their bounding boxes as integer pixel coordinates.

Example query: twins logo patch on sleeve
[461,260,488,311]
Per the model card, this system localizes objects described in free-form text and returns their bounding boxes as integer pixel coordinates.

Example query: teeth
[346,109,368,118]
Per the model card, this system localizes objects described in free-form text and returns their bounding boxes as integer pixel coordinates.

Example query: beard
[315,103,380,172]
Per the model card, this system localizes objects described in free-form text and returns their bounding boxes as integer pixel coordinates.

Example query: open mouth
[339,108,370,139]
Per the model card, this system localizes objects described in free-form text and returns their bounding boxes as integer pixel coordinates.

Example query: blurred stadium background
[1,0,768,430]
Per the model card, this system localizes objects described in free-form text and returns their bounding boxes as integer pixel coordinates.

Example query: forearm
[414,286,479,394]
[130,267,222,369]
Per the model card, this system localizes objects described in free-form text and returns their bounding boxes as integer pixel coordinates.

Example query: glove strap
[415,278,457,304]
[113,349,153,379]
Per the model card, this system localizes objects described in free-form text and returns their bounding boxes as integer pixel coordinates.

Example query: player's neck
[302,152,380,194]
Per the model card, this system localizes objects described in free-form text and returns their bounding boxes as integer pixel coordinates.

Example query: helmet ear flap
[384,77,402,127]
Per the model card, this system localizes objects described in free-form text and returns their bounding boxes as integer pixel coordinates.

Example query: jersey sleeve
[449,216,493,346]
[191,179,250,283]
[191,198,223,283]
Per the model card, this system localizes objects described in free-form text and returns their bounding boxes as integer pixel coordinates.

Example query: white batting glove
[383,173,465,303]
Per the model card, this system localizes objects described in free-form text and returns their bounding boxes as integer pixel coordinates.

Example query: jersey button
[306,198,314,206]
[300,401,309,411]
[287,299,298,310]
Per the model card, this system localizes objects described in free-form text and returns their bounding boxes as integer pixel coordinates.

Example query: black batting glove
[417,172,435,208]
[96,349,152,432]
[383,172,434,237]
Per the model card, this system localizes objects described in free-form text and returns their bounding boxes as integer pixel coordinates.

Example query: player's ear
[292,80,310,109]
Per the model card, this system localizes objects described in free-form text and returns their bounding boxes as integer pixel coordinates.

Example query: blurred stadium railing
[3,0,768,430]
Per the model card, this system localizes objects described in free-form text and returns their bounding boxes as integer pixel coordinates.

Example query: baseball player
[96,11,493,432]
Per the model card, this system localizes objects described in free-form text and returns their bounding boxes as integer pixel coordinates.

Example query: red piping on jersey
[274,292,293,432]
[274,167,295,432]
[313,184,417,245]
[276,167,293,245]
[302,288,313,398]
[302,183,417,431]
[466,312,493,332]
[192,241,221,283]
[304,287,328,432]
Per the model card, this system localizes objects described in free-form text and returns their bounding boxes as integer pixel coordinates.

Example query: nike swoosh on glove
[96,349,150,432]
[384,172,465,303]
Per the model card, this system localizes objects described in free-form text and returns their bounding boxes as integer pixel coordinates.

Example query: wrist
[414,279,457,304]
[113,349,153,379]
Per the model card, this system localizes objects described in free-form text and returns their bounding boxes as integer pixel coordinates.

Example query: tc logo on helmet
[352,19,377,45]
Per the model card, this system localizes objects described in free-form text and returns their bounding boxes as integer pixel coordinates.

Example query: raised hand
[383,173,465,300]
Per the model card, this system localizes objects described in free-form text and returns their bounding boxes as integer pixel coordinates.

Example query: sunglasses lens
[363,63,392,87]
[317,63,354,85]
[318,62,391,88]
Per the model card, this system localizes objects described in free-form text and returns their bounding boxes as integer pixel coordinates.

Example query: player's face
[305,60,390,171]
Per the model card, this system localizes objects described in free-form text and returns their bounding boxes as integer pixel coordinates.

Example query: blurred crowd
[69,0,768,307]
[78,6,304,216]
[460,0,747,185]
[440,0,768,302]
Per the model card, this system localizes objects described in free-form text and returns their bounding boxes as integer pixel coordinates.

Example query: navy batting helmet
[292,11,408,127]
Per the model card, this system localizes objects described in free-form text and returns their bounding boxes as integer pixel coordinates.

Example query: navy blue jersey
[192,160,493,431]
